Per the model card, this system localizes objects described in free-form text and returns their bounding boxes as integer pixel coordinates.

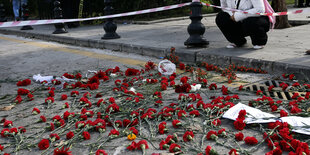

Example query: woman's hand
[230,13,236,22]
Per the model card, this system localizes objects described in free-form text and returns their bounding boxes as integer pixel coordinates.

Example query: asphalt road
[1,34,300,155]
[0,34,162,96]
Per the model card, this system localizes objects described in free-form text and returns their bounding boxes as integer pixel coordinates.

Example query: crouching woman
[215,0,275,49]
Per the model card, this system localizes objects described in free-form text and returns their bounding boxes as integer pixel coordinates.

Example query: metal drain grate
[245,80,306,100]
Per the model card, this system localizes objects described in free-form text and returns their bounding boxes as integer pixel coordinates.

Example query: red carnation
[48,90,55,97]
[10,128,18,135]
[183,131,194,142]
[229,149,239,155]
[95,149,108,155]
[53,147,72,155]
[172,119,182,128]
[32,107,40,115]
[271,105,278,112]
[17,88,29,95]
[280,82,288,90]
[209,83,217,90]
[50,133,60,141]
[235,132,244,141]
[64,102,69,109]
[108,129,119,137]
[268,85,275,91]
[38,139,50,150]
[39,115,47,122]
[238,110,246,120]
[122,119,130,127]
[212,119,221,126]
[61,94,68,100]
[177,110,187,119]
[290,106,302,114]
[82,131,91,140]
[169,143,181,153]
[127,141,137,151]
[244,136,258,145]
[218,128,226,136]
[129,127,139,135]
[15,95,23,104]
[45,97,54,104]
[165,135,176,144]
[159,140,169,150]
[49,123,55,131]
[27,93,34,101]
[280,109,288,117]
[265,147,282,155]
[180,76,189,84]
[206,130,218,141]
[66,131,74,139]
[70,91,79,97]
[137,140,149,150]
[106,103,120,113]
[158,122,167,134]
[221,85,229,95]
[289,74,295,80]
[125,68,140,76]
[16,79,31,86]
[4,120,13,127]
[205,145,218,155]
[233,118,246,131]
[18,126,26,133]
[179,63,185,70]
[256,90,263,95]
[189,110,200,117]
[1,129,10,137]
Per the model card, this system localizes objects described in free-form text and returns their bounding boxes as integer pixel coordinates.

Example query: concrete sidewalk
[1,7,310,78]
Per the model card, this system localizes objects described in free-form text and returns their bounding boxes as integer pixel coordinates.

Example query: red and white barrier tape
[201,2,310,16]
[0,2,191,28]
[0,1,308,28]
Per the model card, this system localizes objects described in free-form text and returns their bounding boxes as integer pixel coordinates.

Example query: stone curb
[1,28,310,79]
[196,52,310,79]
[131,13,218,25]
[0,28,168,58]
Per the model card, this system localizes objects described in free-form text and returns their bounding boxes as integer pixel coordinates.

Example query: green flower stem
[274,130,295,151]
[200,135,206,149]
[70,96,78,111]
[248,125,280,153]
[145,118,155,139]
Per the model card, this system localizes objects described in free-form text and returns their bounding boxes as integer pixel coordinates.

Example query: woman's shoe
[253,45,264,49]
[226,43,237,49]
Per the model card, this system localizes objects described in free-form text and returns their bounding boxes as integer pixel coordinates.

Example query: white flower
[195,84,201,90]
[110,73,117,77]
[190,84,201,92]
[129,87,136,93]
[191,85,197,92]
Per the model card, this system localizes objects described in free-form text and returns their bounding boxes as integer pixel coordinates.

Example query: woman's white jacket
[220,0,265,22]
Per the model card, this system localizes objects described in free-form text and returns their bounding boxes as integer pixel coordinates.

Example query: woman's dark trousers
[215,11,270,46]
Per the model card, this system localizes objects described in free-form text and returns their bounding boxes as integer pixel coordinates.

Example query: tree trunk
[272,0,291,29]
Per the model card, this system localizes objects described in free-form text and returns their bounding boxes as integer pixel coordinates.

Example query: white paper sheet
[222,103,310,135]
[222,103,277,124]
[33,74,76,84]
[280,116,310,135]
[33,74,53,83]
